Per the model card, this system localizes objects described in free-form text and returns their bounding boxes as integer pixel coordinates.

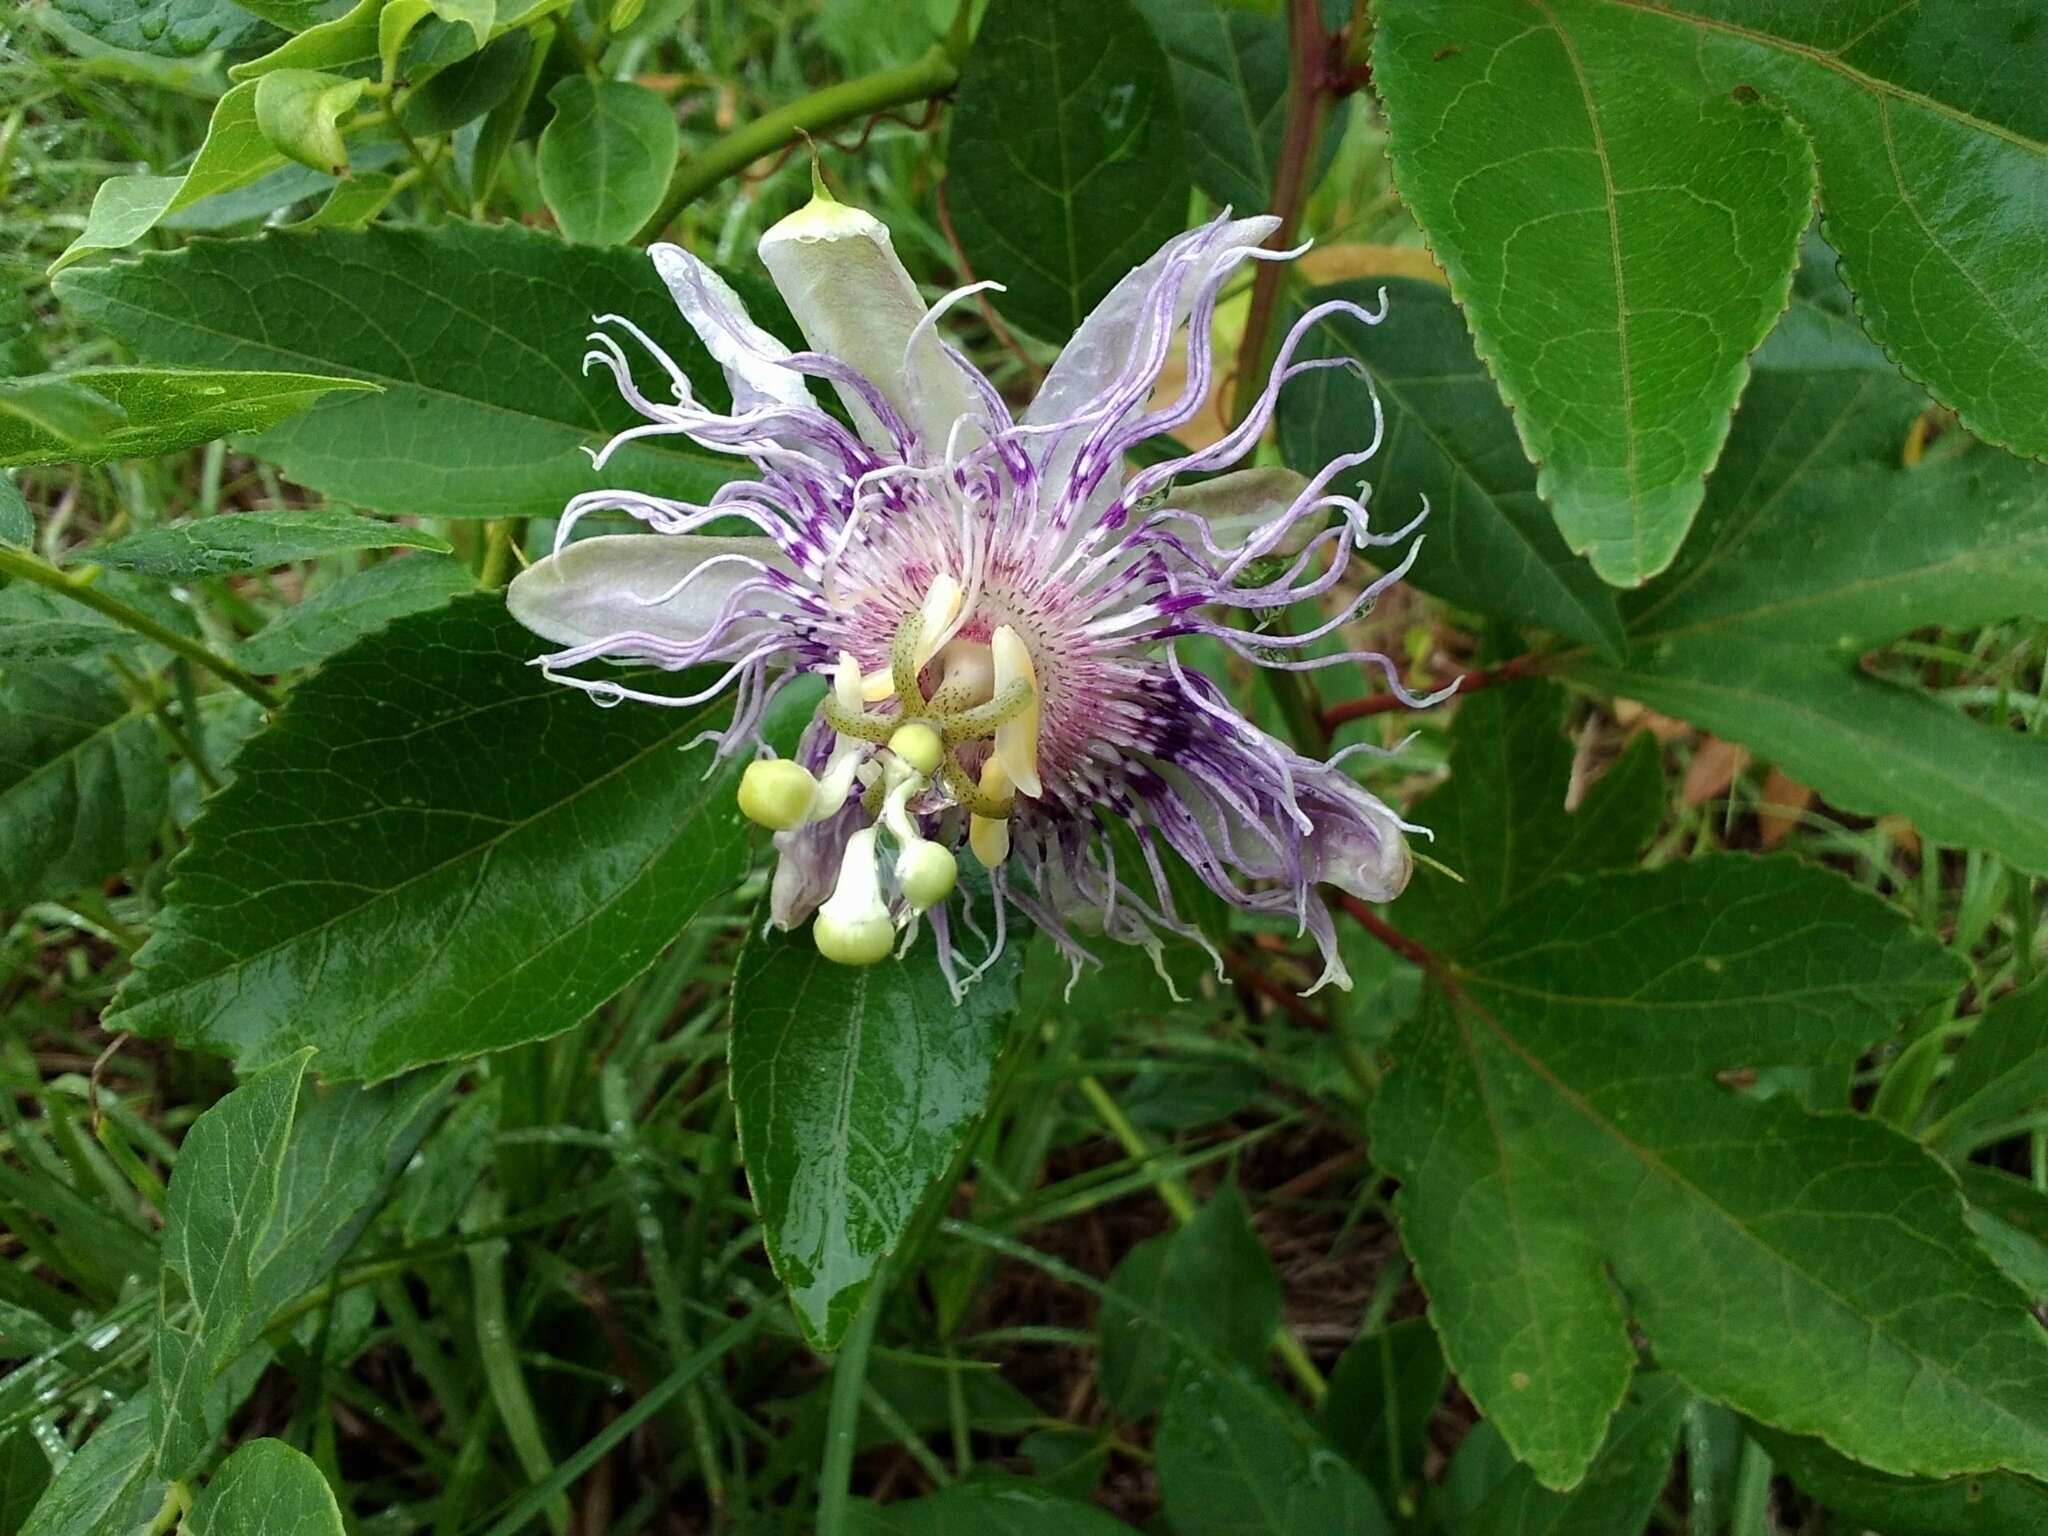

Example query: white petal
[649,243,813,413]
[1168,466,1312,552]
[1026,215,1280,430]
[757,193,976,453]
[506,533,790,650]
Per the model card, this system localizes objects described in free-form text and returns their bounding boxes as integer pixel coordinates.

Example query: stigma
[736,575,1043,964]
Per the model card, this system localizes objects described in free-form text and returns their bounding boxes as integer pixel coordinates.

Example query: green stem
[1076,1072,1329,1404]
[0,544,279,709]
[477,519,514,591]
[637,42,962,242]
[817,1265,888,1536]
[109,655,221,794]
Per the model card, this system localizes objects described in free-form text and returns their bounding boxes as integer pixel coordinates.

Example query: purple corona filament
[508,191,1438,995]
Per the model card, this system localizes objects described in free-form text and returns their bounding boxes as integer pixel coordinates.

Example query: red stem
[1322,652,1554,728]
[1336,895,1434,970]
[1228,0,1334,423]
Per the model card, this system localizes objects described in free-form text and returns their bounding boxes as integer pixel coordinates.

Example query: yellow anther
[814,827,894,965]
[736,759,818,831]
[897,839,957,910]
[832,651,865,713]
[991,625,1042,798]
[968,756,1014,868]
[888,721,943,775]
[860,665,896,703]
[914,574,964,668]
[969,815,1011,869]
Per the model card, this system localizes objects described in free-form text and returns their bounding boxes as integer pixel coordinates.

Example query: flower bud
[737,758,817,831]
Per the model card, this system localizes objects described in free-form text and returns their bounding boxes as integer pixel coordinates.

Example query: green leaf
[108,595,764,1080]
[948,0,1190,343]
[288,170,403,230]
[1279,280,1626,654]
[1957,1169,2048,1313]
[1099,1185,1278,1420]
[253,69,367,176]
[236,553,474,672]
[0,573,197,665]
[536,77,678,245]
[0,367,374,468]
[1156,1355,1391,1536]
[1630,2,2048,464]
[0,1430,50,1534]
[1757,1424,2048,1536]
[1371,854,2024,1487]
[49,0,267,58]
[469,19,552,203]
[1452,1376,1687,1536]
[18,1395,164,1536]
[847,1479,1139,1535]
[152,1051,306,1476]
[0,663,168,911]
[152,1053,449,1474]
[1929,977,2048,1154]
[1322,1318,1446,1512]
[186,1439,345,1536]
[0,478,30,545]
[400,27,532,135]
[1131,0,1337,213]
[52,82,292,274]
[1388,682,1662,953]
[91,510,449,580]
[1570,294,2048,871]
[1373,0,1818,585]
[56,223,772,519]
[728,920,1023,1347]
[230,0,486,81]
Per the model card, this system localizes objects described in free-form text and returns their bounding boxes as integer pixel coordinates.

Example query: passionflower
[508,187,1437,993]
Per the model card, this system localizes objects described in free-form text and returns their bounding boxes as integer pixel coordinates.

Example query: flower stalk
[0,542,279,709]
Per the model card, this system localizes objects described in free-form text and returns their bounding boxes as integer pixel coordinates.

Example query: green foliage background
[2,0,2044,1532]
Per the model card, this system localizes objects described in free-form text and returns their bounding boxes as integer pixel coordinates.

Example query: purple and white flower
[508,189,1437,992]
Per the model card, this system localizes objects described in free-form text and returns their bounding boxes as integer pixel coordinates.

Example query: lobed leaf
[1571,287,2048,872]
[1278,280,1627,655]
[1374,0,1818,586]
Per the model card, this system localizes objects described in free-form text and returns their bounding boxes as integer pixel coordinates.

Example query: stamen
[813,828,895,966]
[991,626,1042,797]
[969,758,1014,869]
